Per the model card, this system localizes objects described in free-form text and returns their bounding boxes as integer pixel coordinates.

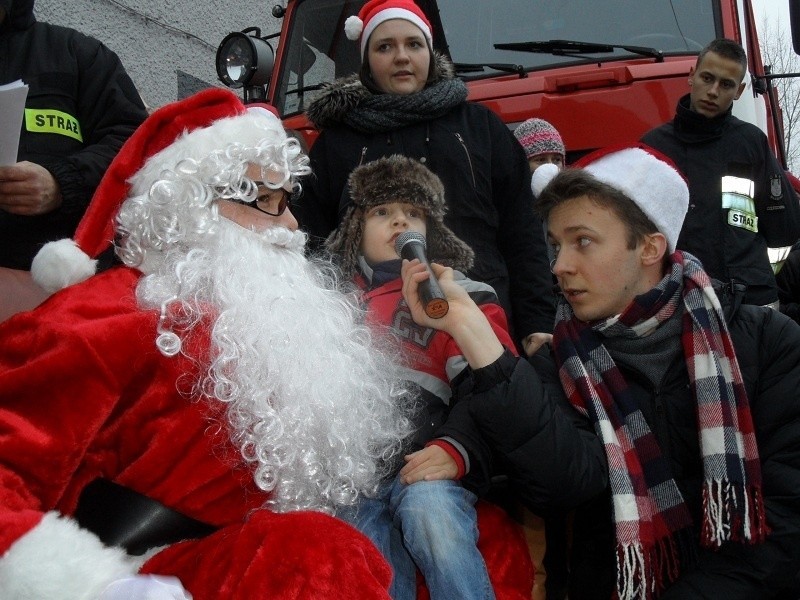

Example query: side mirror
[790,0,800,55]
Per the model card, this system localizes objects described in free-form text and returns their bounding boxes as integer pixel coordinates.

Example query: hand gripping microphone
[395,231,449,319]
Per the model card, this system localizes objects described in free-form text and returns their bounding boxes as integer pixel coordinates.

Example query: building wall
[34,0,282,110]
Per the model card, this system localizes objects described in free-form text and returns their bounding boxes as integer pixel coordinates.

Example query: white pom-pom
[531,162,560,198]
[344,15,364,41]
[30,238,98,293]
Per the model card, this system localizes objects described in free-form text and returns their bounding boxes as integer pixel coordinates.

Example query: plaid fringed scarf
[553,252,768,599]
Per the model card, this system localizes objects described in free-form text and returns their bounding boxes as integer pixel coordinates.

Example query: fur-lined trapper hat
[325,155,474,277]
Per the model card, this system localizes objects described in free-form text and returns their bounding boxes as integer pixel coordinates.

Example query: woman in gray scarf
[296,0,556,346]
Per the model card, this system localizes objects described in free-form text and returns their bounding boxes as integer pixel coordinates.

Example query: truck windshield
[275,0,719,116]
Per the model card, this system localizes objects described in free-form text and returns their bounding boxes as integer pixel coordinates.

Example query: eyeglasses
[226,181,292,216]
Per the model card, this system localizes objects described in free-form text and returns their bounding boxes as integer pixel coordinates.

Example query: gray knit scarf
[306,53,468,134]
[340,78,468,133]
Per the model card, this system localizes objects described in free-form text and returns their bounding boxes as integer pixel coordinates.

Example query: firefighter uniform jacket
[642,94,800,305]
[0,0,147,269]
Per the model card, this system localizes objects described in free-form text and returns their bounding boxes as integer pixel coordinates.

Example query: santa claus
[0,88,416,599]
[0,88,534,600]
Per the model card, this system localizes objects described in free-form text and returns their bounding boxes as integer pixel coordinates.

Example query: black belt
[74,478,217,556]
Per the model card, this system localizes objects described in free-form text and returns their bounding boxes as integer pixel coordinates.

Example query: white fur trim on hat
[0,511,144,600]
[358,7,432,57]
[31,238,98,293]
[583,147,689,252]
[127,110,289,198]
[531,163,560,198]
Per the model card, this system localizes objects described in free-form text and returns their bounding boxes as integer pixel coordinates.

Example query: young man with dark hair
[400,144,800,599]
[641,38,800,308]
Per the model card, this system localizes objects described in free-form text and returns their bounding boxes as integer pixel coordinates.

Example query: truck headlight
[216,28,275,93]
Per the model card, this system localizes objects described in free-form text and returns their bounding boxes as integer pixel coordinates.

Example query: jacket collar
[673,93,732,142]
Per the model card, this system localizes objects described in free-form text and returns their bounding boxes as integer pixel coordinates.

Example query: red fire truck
[217,0,799,169]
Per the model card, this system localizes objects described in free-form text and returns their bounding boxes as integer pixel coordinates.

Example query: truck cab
[225,0,797,168]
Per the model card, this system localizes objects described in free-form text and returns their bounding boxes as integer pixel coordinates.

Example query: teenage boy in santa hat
[401,144,800,599]
[0,88,413,600]
[327,154,538,600]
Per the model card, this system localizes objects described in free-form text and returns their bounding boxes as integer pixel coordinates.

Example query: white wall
[34,0,283,110]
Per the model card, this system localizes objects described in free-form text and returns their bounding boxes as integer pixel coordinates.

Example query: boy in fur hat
[327,154,527,600]
[297,0,557,351]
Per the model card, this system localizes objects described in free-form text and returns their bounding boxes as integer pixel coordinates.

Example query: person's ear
[687,66,695,85]
[640,232,668,266]
[734,81,745,100]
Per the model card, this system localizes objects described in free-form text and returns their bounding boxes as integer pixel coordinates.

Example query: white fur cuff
[0,512,143,600]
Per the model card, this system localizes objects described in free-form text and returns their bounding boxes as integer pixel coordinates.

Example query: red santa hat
[30,89,282,293]
[344,0,432,58]
[532,143,689,252]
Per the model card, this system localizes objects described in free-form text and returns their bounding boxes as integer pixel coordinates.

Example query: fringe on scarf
[616,531,694,600]
[701,479,769,547]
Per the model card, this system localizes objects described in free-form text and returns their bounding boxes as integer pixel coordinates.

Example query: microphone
[395,231,449,319]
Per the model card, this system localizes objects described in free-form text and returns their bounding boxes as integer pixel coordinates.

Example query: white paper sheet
[0,79,29,166]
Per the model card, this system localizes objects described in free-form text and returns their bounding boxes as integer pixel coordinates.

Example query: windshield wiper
[284,83,326,97]
[494,39,663,62]
[454,62,527,78]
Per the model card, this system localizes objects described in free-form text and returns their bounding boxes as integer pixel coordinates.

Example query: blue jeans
[339,476,495,600]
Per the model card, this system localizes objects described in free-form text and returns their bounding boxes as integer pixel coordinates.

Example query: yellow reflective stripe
[722,192,755,213]
[24,108,83,142]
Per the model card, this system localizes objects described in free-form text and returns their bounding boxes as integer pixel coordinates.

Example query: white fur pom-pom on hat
[531,163,560,198]
[344,15,364,41]
[31,238,98,293]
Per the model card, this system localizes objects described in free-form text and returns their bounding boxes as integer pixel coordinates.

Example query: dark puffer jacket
[295,56,556,340]
[438,348,608,511]
[776,240,800,324]
[0,0,147,269]
[493,289,800,599]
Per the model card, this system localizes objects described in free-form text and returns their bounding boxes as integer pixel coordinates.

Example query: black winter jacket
[437,348,608,510]
[296,81,556,340]
[641,95,800,306]
[0,0,147,269]
[776,240,800,324]
[543,293,800,599]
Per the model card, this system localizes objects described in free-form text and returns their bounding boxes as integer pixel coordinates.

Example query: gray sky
[754,0,791,35]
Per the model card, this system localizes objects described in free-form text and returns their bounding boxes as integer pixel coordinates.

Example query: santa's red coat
[0,266,533,599]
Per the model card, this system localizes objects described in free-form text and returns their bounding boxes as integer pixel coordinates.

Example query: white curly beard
[135,218,411,514]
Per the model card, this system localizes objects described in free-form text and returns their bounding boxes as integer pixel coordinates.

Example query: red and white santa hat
[344,0,432,58]
[532,143,689,252]
[30,89,284,293]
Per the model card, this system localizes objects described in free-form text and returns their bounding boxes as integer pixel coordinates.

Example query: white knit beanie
[533,144,689,252]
